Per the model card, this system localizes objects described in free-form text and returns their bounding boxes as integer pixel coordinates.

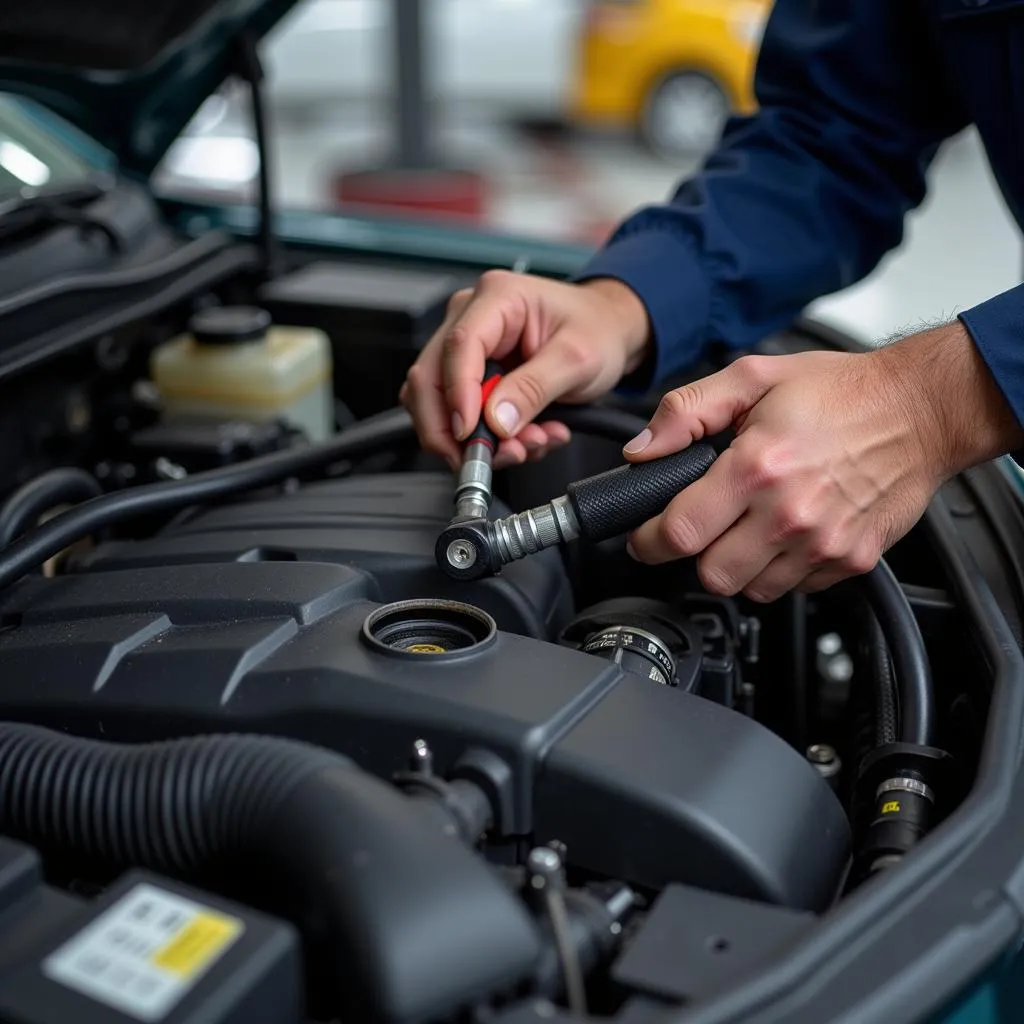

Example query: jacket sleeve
[960,286,1024,427]
[574,0,969,385]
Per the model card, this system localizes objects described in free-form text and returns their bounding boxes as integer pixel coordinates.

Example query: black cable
[0,468,102,548]
[236,32,277,279]
[0,408,414,594]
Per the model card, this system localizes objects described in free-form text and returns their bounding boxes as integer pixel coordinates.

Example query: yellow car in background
[571,0,773,158]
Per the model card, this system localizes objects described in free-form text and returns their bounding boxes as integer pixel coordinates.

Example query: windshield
[0,94,97,199]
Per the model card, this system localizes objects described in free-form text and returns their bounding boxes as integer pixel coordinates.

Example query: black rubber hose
[0,467,102,548]
[0,406,643,593]
[0,723,540,1022]
[865,609,899,746]
[0,407,415,594]
[857,560,934,746]
[0,405,641,592]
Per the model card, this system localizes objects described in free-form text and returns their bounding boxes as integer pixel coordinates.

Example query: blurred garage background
[148,0,1021,348]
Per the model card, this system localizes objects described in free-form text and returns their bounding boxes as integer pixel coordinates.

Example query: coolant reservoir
[151,306,333,441]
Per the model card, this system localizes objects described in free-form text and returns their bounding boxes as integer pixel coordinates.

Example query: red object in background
[333,168,488,222]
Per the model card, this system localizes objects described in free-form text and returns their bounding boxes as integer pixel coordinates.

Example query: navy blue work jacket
[578,0,1024,422]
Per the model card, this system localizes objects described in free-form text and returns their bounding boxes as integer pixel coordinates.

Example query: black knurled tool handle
[567,444,717,543]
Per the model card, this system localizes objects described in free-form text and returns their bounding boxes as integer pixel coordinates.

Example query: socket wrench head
[435,518,499,581]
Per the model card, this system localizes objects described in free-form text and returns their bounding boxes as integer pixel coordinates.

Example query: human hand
[622,323,1023,601]
[400,271,651,470]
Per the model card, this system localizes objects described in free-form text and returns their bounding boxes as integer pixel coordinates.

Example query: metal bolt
[446,539,477,569]
[409,738,433,774]
[527,846,565,892]
[528,846,562,875]
[806,744,836,766]
[806,743,841,786]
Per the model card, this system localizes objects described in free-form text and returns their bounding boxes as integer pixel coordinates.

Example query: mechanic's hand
[622,323,1023,602]
[400,271,651,470]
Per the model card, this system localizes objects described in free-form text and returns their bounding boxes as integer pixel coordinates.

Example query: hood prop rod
[234,32,278,281]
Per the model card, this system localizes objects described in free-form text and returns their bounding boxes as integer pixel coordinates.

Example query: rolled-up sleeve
[575,0,969,385]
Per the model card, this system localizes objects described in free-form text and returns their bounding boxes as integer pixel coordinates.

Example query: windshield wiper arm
[0,178,109,219]
[0,176,122,250]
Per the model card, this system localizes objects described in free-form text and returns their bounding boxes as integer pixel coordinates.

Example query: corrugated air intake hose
[0,723,541,1022]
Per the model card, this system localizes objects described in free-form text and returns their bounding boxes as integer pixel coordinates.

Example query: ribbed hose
[0,725,338,873]
[865,610,899,747]
[0,723,540,1021]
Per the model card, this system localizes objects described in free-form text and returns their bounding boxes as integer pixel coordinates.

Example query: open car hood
[0,0,299,175]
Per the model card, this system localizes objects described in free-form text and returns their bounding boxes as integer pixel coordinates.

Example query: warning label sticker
[42,882,244,1021]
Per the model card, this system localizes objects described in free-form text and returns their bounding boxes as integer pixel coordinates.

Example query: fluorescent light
[0,139,51,186]
[162,137,259,185]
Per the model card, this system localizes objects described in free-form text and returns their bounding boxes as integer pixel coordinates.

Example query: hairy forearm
[878,322,1024,478]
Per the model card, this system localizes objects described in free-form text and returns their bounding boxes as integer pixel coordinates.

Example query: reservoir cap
[190,306,271,346]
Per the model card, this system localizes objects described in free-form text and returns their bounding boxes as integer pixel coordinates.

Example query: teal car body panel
[0,0,298,177]
[161,198,596,279]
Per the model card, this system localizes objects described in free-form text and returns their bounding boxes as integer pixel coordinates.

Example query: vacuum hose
[0,723,540,1022]
[0,467,102,548]
[0,408,415,594]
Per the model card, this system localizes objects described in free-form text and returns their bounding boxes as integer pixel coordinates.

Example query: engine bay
[0,199,1019,1024]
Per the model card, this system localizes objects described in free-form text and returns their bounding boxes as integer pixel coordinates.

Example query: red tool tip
[480,373,502,407]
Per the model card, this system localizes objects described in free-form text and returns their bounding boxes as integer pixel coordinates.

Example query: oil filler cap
[362,599,496,660]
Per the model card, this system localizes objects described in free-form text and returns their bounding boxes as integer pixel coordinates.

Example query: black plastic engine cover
[78,472,574,640]
[0,473,850,911]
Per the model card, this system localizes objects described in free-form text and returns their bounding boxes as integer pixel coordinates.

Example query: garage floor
[267,109,1021,348]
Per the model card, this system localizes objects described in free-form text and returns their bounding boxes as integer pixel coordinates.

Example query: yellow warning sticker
[151,911,241,977]
[41,882,245,1022]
